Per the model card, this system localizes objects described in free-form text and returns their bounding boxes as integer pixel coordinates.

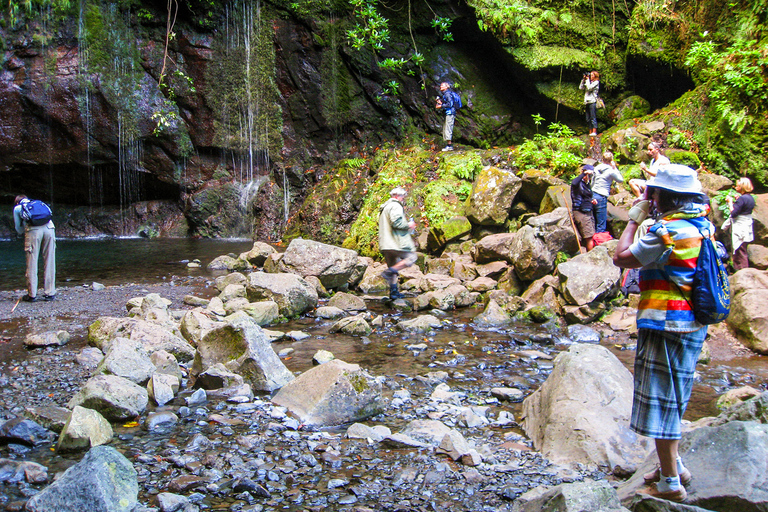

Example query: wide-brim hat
[646,164,702,194]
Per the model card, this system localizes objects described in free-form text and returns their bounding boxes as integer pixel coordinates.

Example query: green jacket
[378,198,415,252]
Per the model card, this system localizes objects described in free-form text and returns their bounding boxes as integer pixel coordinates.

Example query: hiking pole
[561,190,585,254]
[11,296,21,313]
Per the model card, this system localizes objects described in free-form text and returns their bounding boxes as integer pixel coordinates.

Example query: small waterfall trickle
[209,0,283,236]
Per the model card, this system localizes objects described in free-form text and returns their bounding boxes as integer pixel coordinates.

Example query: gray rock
[357,262,390,294]
[329,315,372,336]
[473,300,512,327]
[145,411,179,430]
[557,246,621,306]
[186,388,207,406]
[315,306,347,319]
[191,314,294,392]
[76,347,105,368]
[513,479,629,512]
[148,373,180,406]
[183,295,210,307]
[400,419,452,447]
[727,268,768,354]
[25,446,138,512]
[94,337,156,385]
[92,282,106,291]
[68,375,149,421]
[396,314,442,332]
[232,301,280,326]
[207,254,249,271]
[239,241,277,267]
[312,350,335,365]
[272,359,383,427]
[0,459,48,484]
[24,330,70,348]
[246,271,318,318]
[619,421,768,510]
[305,275,330,298]
[88,316,195,362]
[214,272,247,292]
[23,406,71,434]
[278,238,360,289]
[567,324,601,344]
[57,406,113,452]
[195,363,244,390]
[328,292,367,311]
[346,423,390,442]
[437,429,470,461]
[179,310,221,347]
[522,344,653,473]
[150,350,184,382]
[219,283,247,302]
[0,418,55,446]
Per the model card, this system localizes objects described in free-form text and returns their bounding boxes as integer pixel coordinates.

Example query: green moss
[512,46,597,72]
[668,151,701,168]
[438,152,483,181]
[346,372,370,393]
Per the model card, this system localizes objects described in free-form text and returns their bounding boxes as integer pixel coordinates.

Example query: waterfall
[213,0,283,235]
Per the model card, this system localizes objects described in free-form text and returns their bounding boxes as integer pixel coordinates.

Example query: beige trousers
[25,224,56,298]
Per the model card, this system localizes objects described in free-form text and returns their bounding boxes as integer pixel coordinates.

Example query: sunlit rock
[57,406,113,453]
[68,375,149,422]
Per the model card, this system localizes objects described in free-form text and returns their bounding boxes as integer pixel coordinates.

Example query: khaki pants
[443,114,455,142]
[25,225,56,298]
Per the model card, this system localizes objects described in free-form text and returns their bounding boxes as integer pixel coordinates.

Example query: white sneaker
[442,146,454,152]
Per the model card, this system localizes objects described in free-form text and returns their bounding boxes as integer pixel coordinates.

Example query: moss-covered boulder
[609,95,651,124]
[466,166,522,226]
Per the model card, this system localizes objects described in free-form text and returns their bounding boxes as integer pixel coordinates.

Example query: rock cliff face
[0,0,755,239]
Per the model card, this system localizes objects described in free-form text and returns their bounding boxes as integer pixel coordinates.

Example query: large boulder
[25,446,138,512]
[472,233,516,264]
[556,246,622,306]
[94,337,155,385]
[513,479,629,512]
[517,170,563,210]
[179,310,221,346]
[57,406,113,453]
[191,314,294,392]
[619,421,768,511]
[239,241,277,267]
[271,359,383,427]
[246,271,318,318]
[67,375,149,422]
[278,238,359,289]
[726,268,768,354]
[427,216,472,253]
[522,344,653,472]
[511,209,579,281]
[466,167,522,226]
[88,316,195,362]
[357,261,389,294]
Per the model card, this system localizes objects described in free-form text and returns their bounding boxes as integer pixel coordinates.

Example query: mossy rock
[528,305,556,323]
[668,150,701,169]
[610,95,651,124]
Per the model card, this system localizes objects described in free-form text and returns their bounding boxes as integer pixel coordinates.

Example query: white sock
[657,474,681,492]
[677,456,687,475]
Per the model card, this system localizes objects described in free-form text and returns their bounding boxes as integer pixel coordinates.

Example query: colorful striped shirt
[629,215,714,332]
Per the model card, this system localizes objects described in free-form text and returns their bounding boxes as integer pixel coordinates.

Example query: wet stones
[25,446,138,512]
[23,330,70,348]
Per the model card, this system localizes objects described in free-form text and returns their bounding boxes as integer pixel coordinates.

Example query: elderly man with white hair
[378,187,417,300]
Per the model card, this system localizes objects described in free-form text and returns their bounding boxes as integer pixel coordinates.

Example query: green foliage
[685,38,768,133]
[422,178,465,226]
[713,189,739,219]
[347,0,389,51]
[515,121,583,176]
[668,151,701,168]
[666,127,691,150]
[431,16,453,42]
[439,152,483,181]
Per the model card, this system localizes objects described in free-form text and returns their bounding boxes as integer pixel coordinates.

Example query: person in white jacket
[579,70,600,137]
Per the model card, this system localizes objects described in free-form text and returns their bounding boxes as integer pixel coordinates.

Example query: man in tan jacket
[378,187,417,299]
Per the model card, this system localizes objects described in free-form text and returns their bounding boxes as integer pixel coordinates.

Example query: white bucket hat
[645,164,702,194]
[390,187,407,197]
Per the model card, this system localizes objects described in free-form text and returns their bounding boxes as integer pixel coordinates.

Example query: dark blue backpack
[451,90,462,110]
[691,225,731,324]
[20,199,53,226]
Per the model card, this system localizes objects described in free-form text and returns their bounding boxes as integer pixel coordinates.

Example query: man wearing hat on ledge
[613,165,714,503]
[378,187,418,300]
[570,164,598,251]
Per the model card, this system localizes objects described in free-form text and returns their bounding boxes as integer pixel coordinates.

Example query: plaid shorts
[630,327,707,440]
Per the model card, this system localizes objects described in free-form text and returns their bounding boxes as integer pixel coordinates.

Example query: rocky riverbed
[0,275,763,512]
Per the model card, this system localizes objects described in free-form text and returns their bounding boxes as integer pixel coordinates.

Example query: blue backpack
[451,90,462,110]
[690,225,731,324]
[20,199,53,226]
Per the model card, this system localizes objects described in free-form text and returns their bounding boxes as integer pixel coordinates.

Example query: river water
[0,237,254,291]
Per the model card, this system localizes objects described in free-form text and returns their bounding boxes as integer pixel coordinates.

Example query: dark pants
[585,102,598,130]
[733,243,749,271]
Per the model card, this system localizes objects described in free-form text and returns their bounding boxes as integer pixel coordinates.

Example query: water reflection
[0,237,255,291]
